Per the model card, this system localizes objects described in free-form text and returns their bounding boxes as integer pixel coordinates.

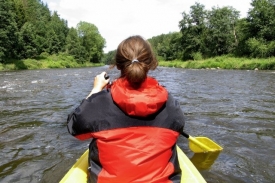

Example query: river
[0,66,274,183]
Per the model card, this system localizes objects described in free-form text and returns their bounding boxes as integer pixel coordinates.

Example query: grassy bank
[159,56,275,70]
[0,53,104,71]
[2,54,275,71]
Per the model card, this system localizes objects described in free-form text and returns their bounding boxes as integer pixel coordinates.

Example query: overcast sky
[41,0,252,53]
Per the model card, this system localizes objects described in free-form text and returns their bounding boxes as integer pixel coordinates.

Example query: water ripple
[0,68,274,183]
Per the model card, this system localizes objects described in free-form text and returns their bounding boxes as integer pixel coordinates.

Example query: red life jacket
[67,77,185,183]
[111,77,168,117]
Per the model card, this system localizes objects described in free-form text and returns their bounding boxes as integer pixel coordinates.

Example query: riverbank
[0,53,104,71]
[1,55,275,71]
[159,55,275,70]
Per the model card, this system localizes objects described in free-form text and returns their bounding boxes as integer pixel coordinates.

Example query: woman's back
[67,35,185,183]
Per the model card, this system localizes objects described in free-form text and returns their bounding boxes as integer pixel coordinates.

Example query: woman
[67,35,185,183]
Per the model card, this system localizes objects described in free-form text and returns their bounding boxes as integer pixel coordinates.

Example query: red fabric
[111,77,168,117]
[75,133,93,140]
[92,127,179,183]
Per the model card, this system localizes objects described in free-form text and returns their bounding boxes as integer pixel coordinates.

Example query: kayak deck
[60,146,206,183]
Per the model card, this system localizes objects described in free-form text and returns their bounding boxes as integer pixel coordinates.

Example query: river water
[0,66,274,183]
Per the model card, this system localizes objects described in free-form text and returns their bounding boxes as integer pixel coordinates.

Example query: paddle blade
[190,151,222,170]
[189,136,223,153]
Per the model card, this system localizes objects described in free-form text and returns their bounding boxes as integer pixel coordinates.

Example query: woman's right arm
[67,72,109,140]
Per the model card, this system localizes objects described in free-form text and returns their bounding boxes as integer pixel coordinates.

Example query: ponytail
[125,60,147,87]
[114,35,157,87]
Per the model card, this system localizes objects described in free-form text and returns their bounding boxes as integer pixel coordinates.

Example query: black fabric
[67,89,185,137]
[168,145,182,183]
[88,140,101,183]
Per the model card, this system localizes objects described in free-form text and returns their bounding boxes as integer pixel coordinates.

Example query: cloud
[42,0,251,52]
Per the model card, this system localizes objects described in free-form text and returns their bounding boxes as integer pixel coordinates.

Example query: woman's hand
[86,72,110,99]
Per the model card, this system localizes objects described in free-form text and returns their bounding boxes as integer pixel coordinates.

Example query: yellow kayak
[60,146,206,183]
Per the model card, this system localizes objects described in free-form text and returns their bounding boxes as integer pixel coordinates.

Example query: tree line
[147,0,275,61]
[0,0,105,64]
[1,0,275,66]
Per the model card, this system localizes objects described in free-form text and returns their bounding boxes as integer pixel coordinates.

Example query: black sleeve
[166,94,185,132]
[67,90,110,138]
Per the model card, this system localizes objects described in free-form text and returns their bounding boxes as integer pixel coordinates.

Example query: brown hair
[114,35,158,87]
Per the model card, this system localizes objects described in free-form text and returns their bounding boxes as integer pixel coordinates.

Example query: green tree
[13,0,27,29]
[23,0,42,23]
[0,0,18,62]
[47,11,68,53]
[148,34,165,58]
[148,32,182,61]
[34,20,48,54]
[44,28,60,54]
[32,1,55,55]
[102,50,116,65]
[76,21,105,63]
[245,0,275,57]
[233,18,248,56]
[66,27,79,55]
[205,6,240,57]
[179,2,207,60]
[66,27,86,63]
[18,22,38,58]
[16,0,61,56]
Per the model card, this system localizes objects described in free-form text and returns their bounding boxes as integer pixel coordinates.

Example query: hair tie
[131,59,139,63]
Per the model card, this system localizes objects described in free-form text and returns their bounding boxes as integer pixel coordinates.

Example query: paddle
[181,131,223,153]
[181,131,223,170]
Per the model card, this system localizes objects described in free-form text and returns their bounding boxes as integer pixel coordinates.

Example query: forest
[0,0,105,69]
[1,0,275,70]
[147,0,275,61]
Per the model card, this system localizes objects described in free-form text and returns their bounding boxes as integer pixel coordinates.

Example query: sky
[41,0,252,53]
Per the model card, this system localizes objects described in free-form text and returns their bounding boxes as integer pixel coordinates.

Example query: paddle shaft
[181,131,189,138]
[181,131,213,152]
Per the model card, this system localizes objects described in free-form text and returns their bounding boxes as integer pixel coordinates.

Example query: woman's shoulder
[166,93,180,105]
